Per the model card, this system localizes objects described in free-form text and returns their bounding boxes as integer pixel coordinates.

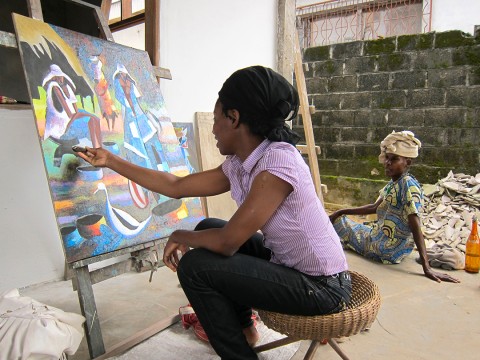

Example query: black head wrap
[218,66,301,145]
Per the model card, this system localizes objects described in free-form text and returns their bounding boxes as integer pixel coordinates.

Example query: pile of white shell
[421,171,480,253]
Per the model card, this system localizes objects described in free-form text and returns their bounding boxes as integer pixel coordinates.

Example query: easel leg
[75,266,106,358]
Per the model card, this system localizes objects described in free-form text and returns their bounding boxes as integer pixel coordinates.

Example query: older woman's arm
[408,214,460,283]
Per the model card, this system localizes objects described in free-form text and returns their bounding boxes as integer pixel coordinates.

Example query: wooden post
[75,266,106,358]
[121,0,132,20]
[94,6,115,41]
[276,0,296,83]
[145,0,161,68]
[101,0,112,19]
[26,0,43,20]
[294,30,324,203]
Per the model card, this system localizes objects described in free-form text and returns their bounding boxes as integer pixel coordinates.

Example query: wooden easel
[3,0,177,358]
[294,30,325,204]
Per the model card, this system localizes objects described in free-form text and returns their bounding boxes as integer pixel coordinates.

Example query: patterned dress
[333,173,423,264]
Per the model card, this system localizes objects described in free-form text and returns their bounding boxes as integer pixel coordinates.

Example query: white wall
[0,0,278,291]
[159,0,277,123]
[0,107,66,291]
[431,0,480,34]
[115,0,277,124]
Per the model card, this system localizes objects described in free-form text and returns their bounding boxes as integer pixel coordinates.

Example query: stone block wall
[293,30,480,205]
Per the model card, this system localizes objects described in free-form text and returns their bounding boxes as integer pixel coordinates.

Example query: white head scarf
[378,130,422,163]
[42,64,76,89]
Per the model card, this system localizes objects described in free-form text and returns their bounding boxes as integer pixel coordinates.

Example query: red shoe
[179,305,258,343]
[179,304,209,342]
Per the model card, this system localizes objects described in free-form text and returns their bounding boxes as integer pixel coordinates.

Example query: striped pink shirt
[222,140,348,276]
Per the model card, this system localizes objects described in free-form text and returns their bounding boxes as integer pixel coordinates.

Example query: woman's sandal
[179,304,209,342]
[179,305,258,343]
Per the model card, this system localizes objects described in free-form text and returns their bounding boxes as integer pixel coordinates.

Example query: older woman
[329,130,459,283]
[77,66,350,360]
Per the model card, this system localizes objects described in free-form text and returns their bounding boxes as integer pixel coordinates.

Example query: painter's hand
[76,147,111,168]
[424,268,460,283]
[162,231,190,272]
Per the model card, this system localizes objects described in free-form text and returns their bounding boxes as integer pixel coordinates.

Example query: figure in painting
[42,64,103,167]
[112,63,170,172]
[176,126,196,174]
[113,64,182,214]
[89,55,118,131]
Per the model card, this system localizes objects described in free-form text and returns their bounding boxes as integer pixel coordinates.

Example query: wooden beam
[101,0,112,19]
[121,0,132,20]
[0,31,16,48]
[108,12,144,31]
[94,314,180,359]
[72,259,134,290]
[276,0,296,82]
[75,266,106,358]
[145,0,161,67]
[296,144,321,155]
[26,0,43,20]
[294,30,324,203]
[153,66,172,80]
[94,6,115,41]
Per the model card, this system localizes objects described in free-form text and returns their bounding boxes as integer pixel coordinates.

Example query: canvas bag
[0,289,85,360]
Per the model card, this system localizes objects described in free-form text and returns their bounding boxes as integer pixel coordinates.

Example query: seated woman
[77,66,351,360]
[329,130,459,283]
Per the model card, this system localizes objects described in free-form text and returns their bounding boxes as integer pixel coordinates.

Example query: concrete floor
[20,250,479,360]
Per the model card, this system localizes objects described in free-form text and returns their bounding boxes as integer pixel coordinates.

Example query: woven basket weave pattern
[257,271,381,339]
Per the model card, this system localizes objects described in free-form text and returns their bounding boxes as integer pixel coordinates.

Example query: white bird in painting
[94,182,152,237]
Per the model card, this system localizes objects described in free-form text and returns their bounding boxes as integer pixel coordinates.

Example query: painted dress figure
[113,64,169,173]
[177,127,196,173]
[90,55,118,131]
[330,130,459,283]
[113,64,181,214]
[42,64,102,166]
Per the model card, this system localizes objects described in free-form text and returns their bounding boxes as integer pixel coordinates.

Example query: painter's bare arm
[408,214,460,283]
[162,171,293,271]
[77,147,230,198]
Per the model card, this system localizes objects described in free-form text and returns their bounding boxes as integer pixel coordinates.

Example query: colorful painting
[13,14,205,263]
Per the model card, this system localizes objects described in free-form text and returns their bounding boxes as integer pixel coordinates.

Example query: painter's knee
[177,248,209,275]
[194,218,227,231]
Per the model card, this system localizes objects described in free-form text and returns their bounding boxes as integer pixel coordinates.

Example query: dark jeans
[177,218,352,360]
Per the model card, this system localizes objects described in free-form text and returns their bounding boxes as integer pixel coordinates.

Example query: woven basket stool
[254,271,381,360]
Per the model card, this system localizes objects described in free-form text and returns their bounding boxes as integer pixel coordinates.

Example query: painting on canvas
[13,14,205,263]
